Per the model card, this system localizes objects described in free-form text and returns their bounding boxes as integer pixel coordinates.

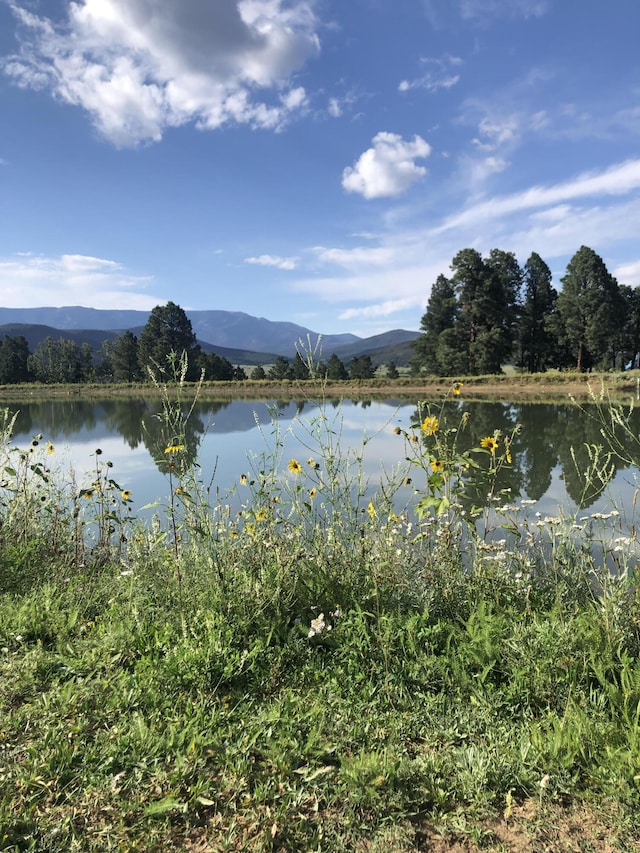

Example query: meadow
[1,372,640,852]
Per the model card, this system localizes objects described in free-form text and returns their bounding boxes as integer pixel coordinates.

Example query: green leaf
[144,797,187,817]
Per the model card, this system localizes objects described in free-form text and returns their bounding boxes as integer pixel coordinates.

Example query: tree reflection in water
[5,396,640,515]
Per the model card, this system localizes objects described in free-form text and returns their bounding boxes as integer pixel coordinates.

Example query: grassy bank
[1,368,639,402]
[1,388,640,851]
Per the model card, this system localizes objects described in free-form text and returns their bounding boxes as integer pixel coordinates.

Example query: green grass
[1,386,640,852]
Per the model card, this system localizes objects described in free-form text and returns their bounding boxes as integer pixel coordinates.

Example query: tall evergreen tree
[411,274,458,374]
[518,252,558,373]
[0,335,30,384]
[619,285,640,369]
[325,353,348,380]
[557,246,624,370]
[137,302,200,379]
[451,248,518,374]
[111,331,142,382]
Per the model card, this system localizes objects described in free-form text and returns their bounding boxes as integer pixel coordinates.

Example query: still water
[5,395,640,526]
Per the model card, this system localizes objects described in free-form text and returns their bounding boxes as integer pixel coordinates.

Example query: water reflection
[5,396,640,517]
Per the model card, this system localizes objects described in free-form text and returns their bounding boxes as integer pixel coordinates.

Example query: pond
[4,395,640,535]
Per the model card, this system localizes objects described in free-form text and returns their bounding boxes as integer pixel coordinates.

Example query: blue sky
[1,0,639,339]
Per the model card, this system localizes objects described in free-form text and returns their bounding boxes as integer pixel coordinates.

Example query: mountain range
[0,307,419,366]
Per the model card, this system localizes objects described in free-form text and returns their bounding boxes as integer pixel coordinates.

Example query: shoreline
[0,372,638,403]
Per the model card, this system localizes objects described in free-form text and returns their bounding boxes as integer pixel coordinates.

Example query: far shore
[0,371,638,403]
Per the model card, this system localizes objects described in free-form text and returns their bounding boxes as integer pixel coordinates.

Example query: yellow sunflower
[288,459,302,474]
[421,415,439,435]
[480,436,499,454]
[164,444,185,454]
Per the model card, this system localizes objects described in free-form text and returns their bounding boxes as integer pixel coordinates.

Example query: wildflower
[245,522,255,536]
[95,448,102,455]
[480,436,498,453]
[402,477,412,486]
[367,501,376,520]
[309,487,317,499]
[393,426,402,435]
[80,489,94,499]
[164,444,185,454]
[121,490,132,501]
[308,613,327,638]
[288,459,302,474]
[175,487,185,495]
[431,459,444,473]
[307,457,319,470]
[421,415,439,435]
[255,509,267,521]
[46,442,55,455]
[410,434,419,444]
[240,474,247,485]
[453,382,463,395]
[505,448,512,464]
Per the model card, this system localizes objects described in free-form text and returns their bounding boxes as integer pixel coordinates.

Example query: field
[1,380,640,851]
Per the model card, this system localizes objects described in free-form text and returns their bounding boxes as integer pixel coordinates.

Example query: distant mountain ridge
[0,307,420,365]
[0,306,359,357]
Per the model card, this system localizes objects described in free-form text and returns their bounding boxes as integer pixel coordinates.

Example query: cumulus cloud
[0,253,158,309]
[342,132,431,199]
[3,0,320,146]
[245,254,297,270]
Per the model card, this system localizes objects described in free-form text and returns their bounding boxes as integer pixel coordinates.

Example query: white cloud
[338,298,415,320]
[434,159,640,234]
[328,97,342,117]
[399,54,462,94]
[3,0,320,146]
[459,0,549,21]
[0,253,158,308]
[245,254,297,270]
[291,158,640,329]
[472,115,520,150]
[613,260,640,287]
[314,245,396,268]
[342,132,431,199]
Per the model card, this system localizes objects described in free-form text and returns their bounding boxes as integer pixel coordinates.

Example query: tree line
[0,301,380,385]
[411,245,640,375]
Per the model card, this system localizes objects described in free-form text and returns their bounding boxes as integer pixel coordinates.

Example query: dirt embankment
[0,372,638,403]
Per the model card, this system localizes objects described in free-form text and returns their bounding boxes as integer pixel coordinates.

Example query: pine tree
[325,353,348,380]
[112,331,141,382]
[442,248,521,374]
[411,274,458,374]
[137,302,200,379]
[0,335,30,384]
[518,252,558,373]
[557,246,624,370]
